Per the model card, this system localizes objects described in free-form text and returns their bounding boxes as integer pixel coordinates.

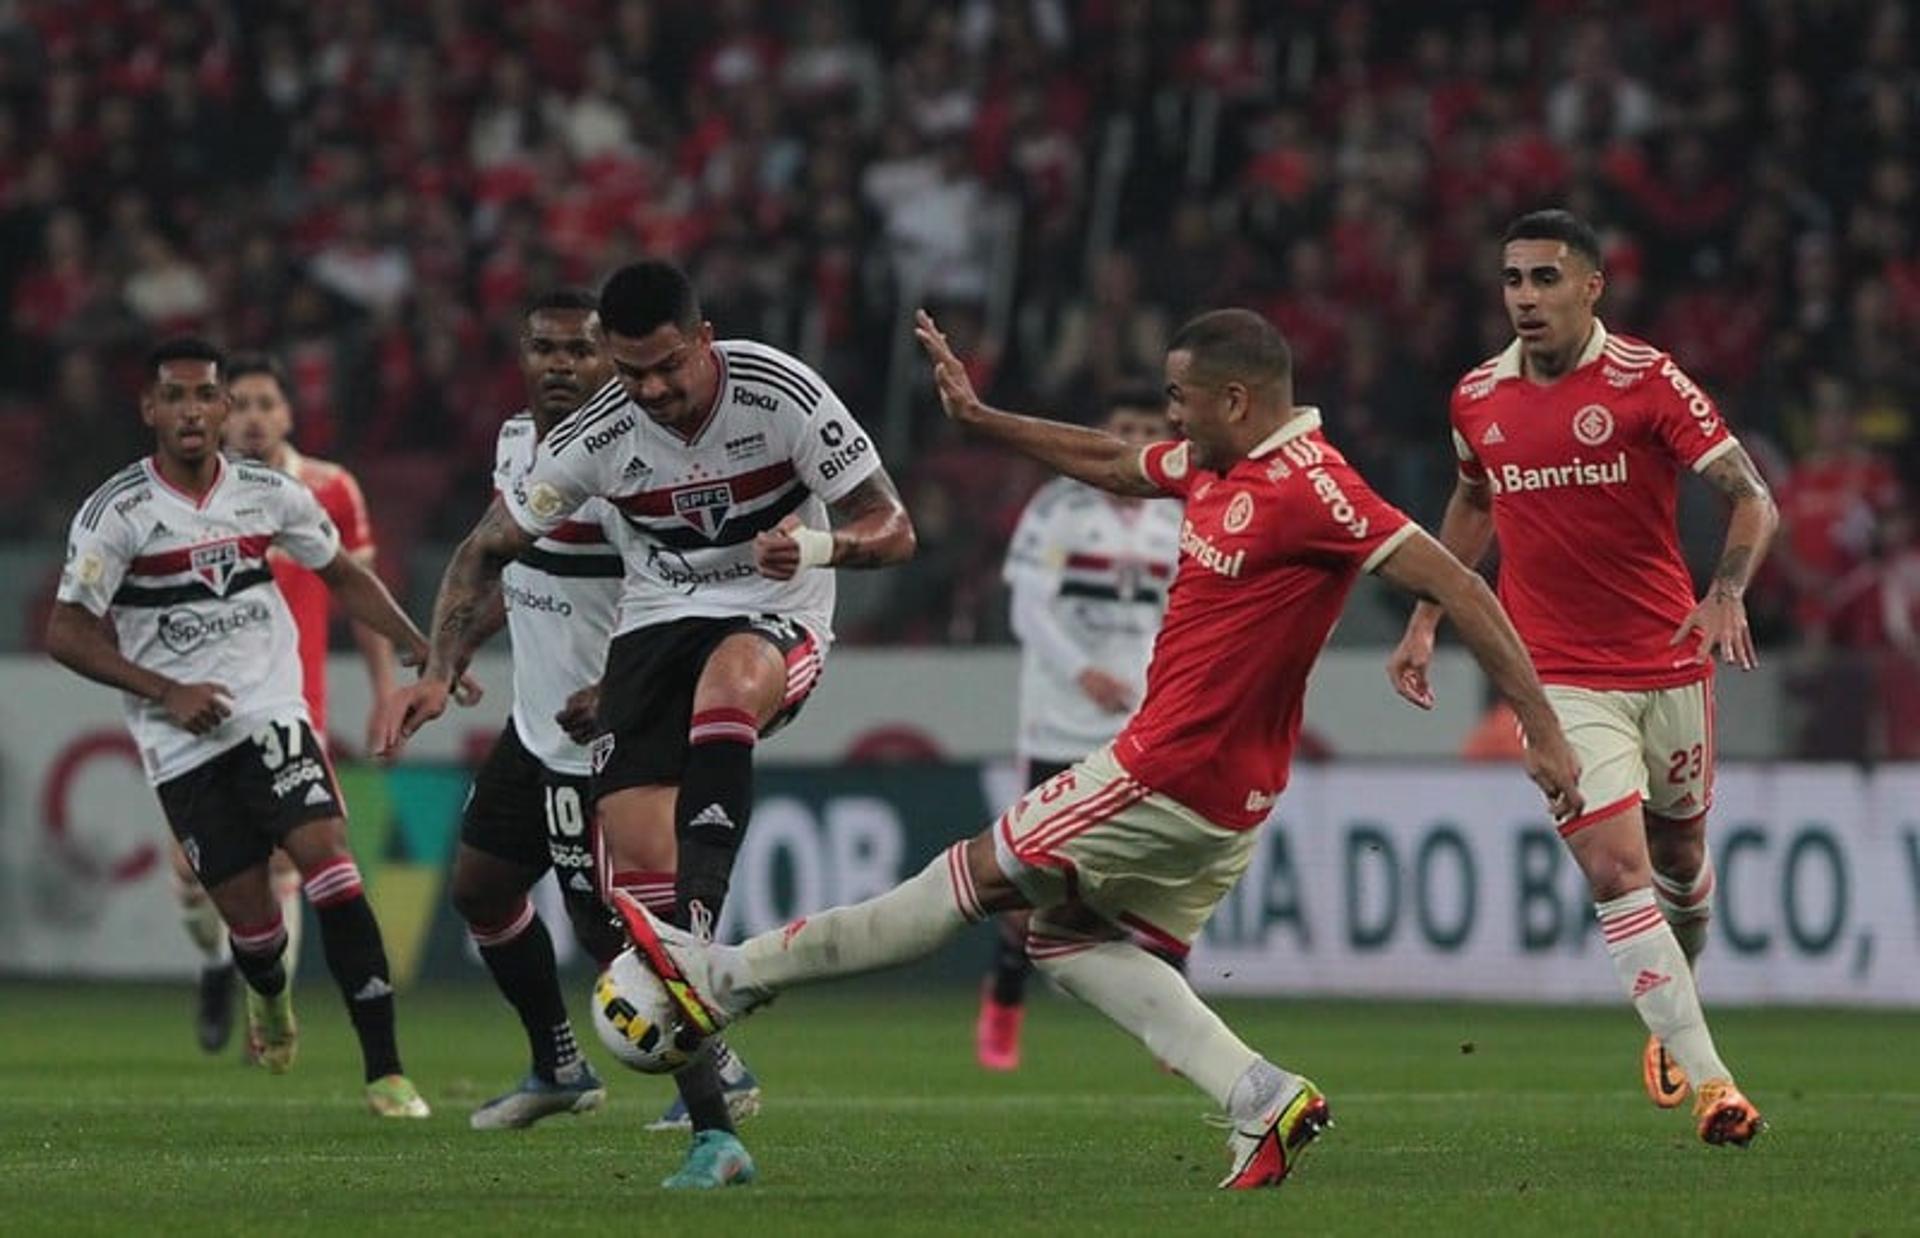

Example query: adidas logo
[354,977,394,1001]
[568,873,595,894]
[691,804,736,832]
[1481,423,1506,445]
[1631,969,1672,999]
[303,783,331,807]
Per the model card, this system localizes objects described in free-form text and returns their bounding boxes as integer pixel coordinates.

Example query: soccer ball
[591,949,694,1075]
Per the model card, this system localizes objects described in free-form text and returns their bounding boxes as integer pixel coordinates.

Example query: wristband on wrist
[792,526,835,569]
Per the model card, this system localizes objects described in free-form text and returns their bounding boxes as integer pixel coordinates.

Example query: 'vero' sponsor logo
[1488,452,1629,495]
[1179,520,1245,578]
[1659,359,1720,438]
[1306,466,1370,539]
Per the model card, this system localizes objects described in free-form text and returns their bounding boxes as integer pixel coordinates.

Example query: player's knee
[1582,849,1652,901]
[281,816,351,874]
[1645,823,1705,881]
[696,638,786,722]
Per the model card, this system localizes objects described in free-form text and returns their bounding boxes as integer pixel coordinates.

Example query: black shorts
[1025,758,1074,790]
[591,614,822,799]
[157,718,343,887]
[460,719,595,891]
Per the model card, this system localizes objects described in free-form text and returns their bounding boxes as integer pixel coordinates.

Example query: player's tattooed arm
[1698,445,1777,601]
[425,497,533,682]
[825,469,916,568]
[1672,444,1777,670]
[913,309,1161,497]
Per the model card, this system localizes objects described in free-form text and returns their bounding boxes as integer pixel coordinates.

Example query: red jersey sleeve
[1647,355,1736,472]
[1292,450,1417,573]
[1140,440,1196,497]
[320,468,376,555]
[1449,392,1487,483]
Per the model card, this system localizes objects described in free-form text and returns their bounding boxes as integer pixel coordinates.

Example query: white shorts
[1545,680,1715,835]
[991,744,1258,954]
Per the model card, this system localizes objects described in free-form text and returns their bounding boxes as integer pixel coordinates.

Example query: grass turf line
[0,983,1915,1236]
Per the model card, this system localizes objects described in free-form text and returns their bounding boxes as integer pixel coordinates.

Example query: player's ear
[1586,267,1605,311]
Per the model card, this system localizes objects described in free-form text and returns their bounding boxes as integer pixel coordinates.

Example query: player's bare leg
[597,786,759,1181]
[452,844,604,1129]
[169,838,236,1054]
[1564,803,1761,1143]
[200,861,297,1074]
[613,830,1330,1188]
[278,816,426,1117]
[1643,811,1713,1107]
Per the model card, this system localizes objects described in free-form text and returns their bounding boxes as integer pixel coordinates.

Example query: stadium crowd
[1,0,1916,750]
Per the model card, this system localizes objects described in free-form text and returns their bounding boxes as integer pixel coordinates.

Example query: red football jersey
[268,448,375,736]
[1449,322,1736,691]
[1113,412,1415,829]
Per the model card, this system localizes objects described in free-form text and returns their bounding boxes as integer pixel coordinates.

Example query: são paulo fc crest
[1572,404,1615,446]
[672,483,733,538]
[191,540,242,595]
[1223,491,1254,533]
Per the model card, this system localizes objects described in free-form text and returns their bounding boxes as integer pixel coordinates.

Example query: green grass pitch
[0,982,1915,1236]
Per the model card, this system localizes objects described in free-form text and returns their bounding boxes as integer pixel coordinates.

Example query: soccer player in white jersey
[1388,210,1776,1146]
[379,261,916,1188]
[46,339,447,1118]
[448,291,622,1128]
[602,308,1581,1190]
[977,387,1181,1070]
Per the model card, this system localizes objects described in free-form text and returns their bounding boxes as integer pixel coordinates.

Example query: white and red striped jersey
[1004,478,1181,763]
[494,411,622,776]
[57,456,340,784]
[502,339,881,644]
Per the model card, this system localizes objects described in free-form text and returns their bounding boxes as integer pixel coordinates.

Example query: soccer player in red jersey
[602,308,1583,1190]
[1387,210,1778,1146]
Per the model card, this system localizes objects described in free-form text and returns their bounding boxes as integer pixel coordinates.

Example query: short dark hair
[1502,209,1603,269]
[1166,309,1291,388]
[226,351,287,389]
[525,288,600,319]
[146,337,226,379]
[598,262,699,338]
[1105,384,1167,418]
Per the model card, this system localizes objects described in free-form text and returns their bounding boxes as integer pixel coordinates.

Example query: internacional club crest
[1572,403,1615,447]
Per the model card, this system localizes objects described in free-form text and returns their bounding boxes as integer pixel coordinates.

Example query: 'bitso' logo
[1572,404,1614,446]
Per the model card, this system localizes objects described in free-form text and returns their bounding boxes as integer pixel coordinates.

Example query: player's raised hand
[1385,625,1438,709]
[1524,730,1584,823]
[555,681,602,746]
[1670,591,1756,670]
[161,681,233,735]
[913,310,982,423]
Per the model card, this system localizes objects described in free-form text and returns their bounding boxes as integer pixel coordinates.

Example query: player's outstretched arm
[1376,530,1584,821]
[1387,473,1495,707]
[913,310,1160,498]
[1671,444,1778,670]
[318,550,431,667]
[44,602,231,734]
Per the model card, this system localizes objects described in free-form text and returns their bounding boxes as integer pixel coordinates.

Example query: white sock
[1032,937,1279,1112]
[738,844,985,993]
[1598,888,1731,1084]
[1651,847,1714,969]
[278,886,304,985]
[182,897,230,965]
